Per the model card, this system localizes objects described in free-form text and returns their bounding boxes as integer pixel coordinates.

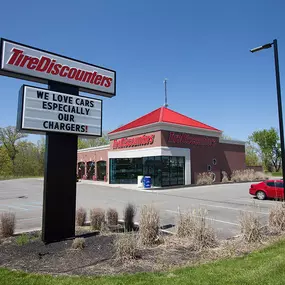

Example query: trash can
[143,176,152,189]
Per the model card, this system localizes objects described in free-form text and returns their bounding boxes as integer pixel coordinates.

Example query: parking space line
[199,203,269,215]
[165,210,239,226]
[234,198,279,205]
[18,217,42,221]
[0,205,29,211]
[18,203,42,208]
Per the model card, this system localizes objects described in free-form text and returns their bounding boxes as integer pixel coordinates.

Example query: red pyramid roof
[109,107,221,134]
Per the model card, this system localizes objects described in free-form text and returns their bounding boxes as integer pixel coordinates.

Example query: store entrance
[77,162,85,179]
[86,161,95,180]
[97,161,107,181]
[109,156,185,187]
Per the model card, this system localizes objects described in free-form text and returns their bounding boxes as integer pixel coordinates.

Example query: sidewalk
[78,179,147,190]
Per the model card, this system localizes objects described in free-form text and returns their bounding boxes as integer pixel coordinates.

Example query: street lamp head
[250,43,273,53]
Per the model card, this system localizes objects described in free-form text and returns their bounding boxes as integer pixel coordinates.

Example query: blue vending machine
[143,176,152,189]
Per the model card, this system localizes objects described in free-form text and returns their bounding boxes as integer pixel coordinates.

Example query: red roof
[109,107,221,134]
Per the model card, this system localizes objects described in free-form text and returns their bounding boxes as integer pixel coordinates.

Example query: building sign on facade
[168,132,216,146]
[113,134,155,149]
[17,85,102,137]
[0,38,116,97]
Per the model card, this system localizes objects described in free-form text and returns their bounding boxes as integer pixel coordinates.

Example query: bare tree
[0,126,28,169]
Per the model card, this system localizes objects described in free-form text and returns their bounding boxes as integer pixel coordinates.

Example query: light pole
[250,39,285,198]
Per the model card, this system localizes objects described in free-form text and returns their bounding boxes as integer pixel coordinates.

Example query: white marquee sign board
[17,85,102,137]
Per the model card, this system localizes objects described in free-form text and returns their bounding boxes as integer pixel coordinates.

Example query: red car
[249,179,284,200]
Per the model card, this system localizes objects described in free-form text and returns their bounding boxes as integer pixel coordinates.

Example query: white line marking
[0,205,29,211]
[199,203,269,215]
[165,210,239,226]
[18,203,42,208]
[18,217,42,221]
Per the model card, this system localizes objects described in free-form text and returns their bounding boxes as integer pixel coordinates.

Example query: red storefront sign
[113,134,155,149]
[168,132,216,146]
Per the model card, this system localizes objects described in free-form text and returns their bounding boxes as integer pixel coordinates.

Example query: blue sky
[0,0,284,142]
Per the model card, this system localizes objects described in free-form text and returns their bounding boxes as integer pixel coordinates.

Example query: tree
[14,141,44,177]
[0,146,13,176]
[249,128,281,172]
[78,132,110,149]
[245,142,261,166]
[221,133,232,140]
[36,136,45,175]
[0,126,27,169]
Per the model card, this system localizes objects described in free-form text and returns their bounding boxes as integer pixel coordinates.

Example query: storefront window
[109,156,185,186]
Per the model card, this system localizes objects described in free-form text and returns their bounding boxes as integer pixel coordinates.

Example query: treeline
[0,126,110,178]
[226,127,282,172]
[0,125,280,178]
[0,127,45,177]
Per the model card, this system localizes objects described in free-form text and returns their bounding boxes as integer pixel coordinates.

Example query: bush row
[197,169,269,185]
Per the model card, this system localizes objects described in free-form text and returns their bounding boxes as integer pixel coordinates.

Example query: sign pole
[42,81,79,243]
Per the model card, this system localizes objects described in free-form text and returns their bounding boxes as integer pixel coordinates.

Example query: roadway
[0,178,276,239]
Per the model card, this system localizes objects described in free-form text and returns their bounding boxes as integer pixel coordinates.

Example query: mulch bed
[0,231,201,276]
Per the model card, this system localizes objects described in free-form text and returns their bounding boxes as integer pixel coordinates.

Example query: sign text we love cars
[17,86,102,137]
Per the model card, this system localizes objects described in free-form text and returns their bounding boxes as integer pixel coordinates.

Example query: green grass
[15,234,30,246]
[0,175,43,181]
[1,239,285,285]
[271,172,282,177]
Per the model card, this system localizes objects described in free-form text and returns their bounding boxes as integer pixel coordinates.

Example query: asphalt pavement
[0,178,278,239]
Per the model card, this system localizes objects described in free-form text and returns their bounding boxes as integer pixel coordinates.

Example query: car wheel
[256,190,266,200]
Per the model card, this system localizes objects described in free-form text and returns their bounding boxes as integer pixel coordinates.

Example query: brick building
[77,107,246,186]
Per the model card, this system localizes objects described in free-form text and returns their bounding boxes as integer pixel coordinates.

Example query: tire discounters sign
[0,39,116,97]
[17,85,102,137]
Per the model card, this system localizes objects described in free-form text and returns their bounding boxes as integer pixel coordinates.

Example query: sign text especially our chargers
[17,86,102,137]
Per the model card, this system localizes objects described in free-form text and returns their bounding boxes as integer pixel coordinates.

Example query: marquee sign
[168,132,217,146]
[113,134,155,149]
[0,38,116,97]
[17,85,102,137]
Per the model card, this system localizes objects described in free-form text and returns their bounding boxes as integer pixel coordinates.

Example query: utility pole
[164,78,168,108]
[250,39,285,197]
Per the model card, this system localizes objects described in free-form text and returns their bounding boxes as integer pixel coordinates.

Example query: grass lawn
[0,176,43,181]
[1,239,285,285]
[271,172,283,177]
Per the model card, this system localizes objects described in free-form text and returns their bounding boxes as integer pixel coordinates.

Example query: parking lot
[0,178,277,239]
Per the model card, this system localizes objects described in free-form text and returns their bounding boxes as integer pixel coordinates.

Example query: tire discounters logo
[17,85,102,137]
[0,39,116,97]
[168,132,217,146]
[113,135,155,149]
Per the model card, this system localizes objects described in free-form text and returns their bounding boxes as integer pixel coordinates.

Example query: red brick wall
[77,148,109,180]
[161,131,246,183]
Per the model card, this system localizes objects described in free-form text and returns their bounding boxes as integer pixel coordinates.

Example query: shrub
[0,212,16,237]
[76,207,87,226]
[16,233,29,245]
[231,169,268,183]
[269,203,285,232]
[124,203,136,232]
[90,208,105,231]
[254,171,268,181]
[221,171,229,183]
[114,232,137,260]
[196,172,213,185]
[176,210,195,238]
[107,208,118,226]
[239,210,263,242]
[139,205,160,246]
[176,208,217,250]
[71,237,85,249]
